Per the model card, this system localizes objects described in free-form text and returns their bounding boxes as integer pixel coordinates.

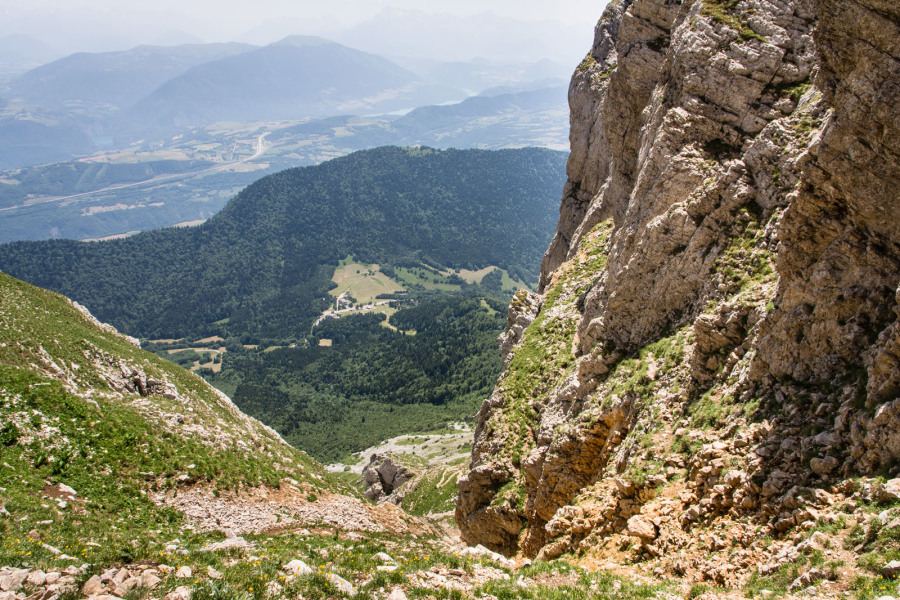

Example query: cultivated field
[329,260,405,306]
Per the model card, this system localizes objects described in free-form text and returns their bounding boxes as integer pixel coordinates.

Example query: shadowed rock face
[456,0,900,567]
[363,454,415,503]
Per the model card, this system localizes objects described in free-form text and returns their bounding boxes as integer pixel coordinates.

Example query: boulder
[878,479,900,503]
[111,569,131,586]
[810,456,839,475]
[324,573,356,596]
[626,515,658,543]
[282,560,312,576]
[82,575,105,596]
[883,560,900,578]
[459,544,514,568]
[141,572,162,589]
[614,477,636,497]
[201,536,253,552]
[797,531,830,553]
[165,586,191,600]
[0,570,28,592]
[361,454,416,502]
[114,576,142,596]
[789,568,827,591]
[372,552,396,564]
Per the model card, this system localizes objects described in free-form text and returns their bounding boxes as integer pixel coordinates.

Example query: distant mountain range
[262,85,570,159]
[0,83,567,244]
[0,34,61,78]
[4,36,462,135]
[8,42,253,110]
[0,35,570,171]
[123,36,460,131]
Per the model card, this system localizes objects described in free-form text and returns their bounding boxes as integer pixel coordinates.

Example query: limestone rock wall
[456,0,900,578]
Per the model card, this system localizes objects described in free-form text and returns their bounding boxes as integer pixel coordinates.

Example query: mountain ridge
[7,42,254,110]
[123,40,453,131]
[0,146,566,340]
[456,0,900,595]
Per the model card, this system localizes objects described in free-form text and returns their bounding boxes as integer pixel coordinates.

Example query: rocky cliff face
[457,0,900,586]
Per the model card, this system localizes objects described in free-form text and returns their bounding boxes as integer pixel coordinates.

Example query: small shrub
[0,423,18,446]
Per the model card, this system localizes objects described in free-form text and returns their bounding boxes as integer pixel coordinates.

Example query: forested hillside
[0,146,566,460]
[209,295,507,461]
[0,146,566,340]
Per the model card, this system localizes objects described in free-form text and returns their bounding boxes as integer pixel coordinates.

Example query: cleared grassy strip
[329,262,405,305]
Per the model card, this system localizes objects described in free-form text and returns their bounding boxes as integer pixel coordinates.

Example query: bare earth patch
[151,483,439,539]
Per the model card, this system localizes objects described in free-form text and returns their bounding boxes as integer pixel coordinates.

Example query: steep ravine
[457,0,900,588]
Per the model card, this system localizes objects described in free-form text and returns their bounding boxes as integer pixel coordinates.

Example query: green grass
[476,563,673,599]
[401,467,461,516]
[701,0,768,42]
[743,550,840,598]
[688,390,735,429]
[491,480,527,513]
[603,331,687,407]
[0,271,342,571]
[847,513,900,583]
[500,279,574,451]
[393,266,463,292]
[712,207,776,297]
[850,574,900,600]
[2,527,531,600]
[494,220,616,464]
[395,436,428,446]
[498,269,529,293]
[576,54,596,73]
[474,220,615,524]
[329,261,405,306]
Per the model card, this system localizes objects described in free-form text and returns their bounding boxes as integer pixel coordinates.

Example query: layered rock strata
[457,0,900,583]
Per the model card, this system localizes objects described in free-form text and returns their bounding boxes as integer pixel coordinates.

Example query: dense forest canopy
[209,293,509,461]
[0,146,566,341]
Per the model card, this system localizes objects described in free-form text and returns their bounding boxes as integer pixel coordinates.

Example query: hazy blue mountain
[393,86,567,129]
[0,117,94,169]
[266,85,568,153]
[126,36,461,133]
[0,83,566,238]
[7,42,254,110]
[0,34,61,78]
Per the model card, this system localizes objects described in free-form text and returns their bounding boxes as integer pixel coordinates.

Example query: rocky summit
[457,0,900,595]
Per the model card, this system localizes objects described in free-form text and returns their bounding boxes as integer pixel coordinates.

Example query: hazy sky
[0,0,607,65]
[11,0,604,28]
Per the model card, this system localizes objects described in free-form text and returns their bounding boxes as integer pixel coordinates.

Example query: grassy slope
[0,271,332,567]
[0,271,679,600]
